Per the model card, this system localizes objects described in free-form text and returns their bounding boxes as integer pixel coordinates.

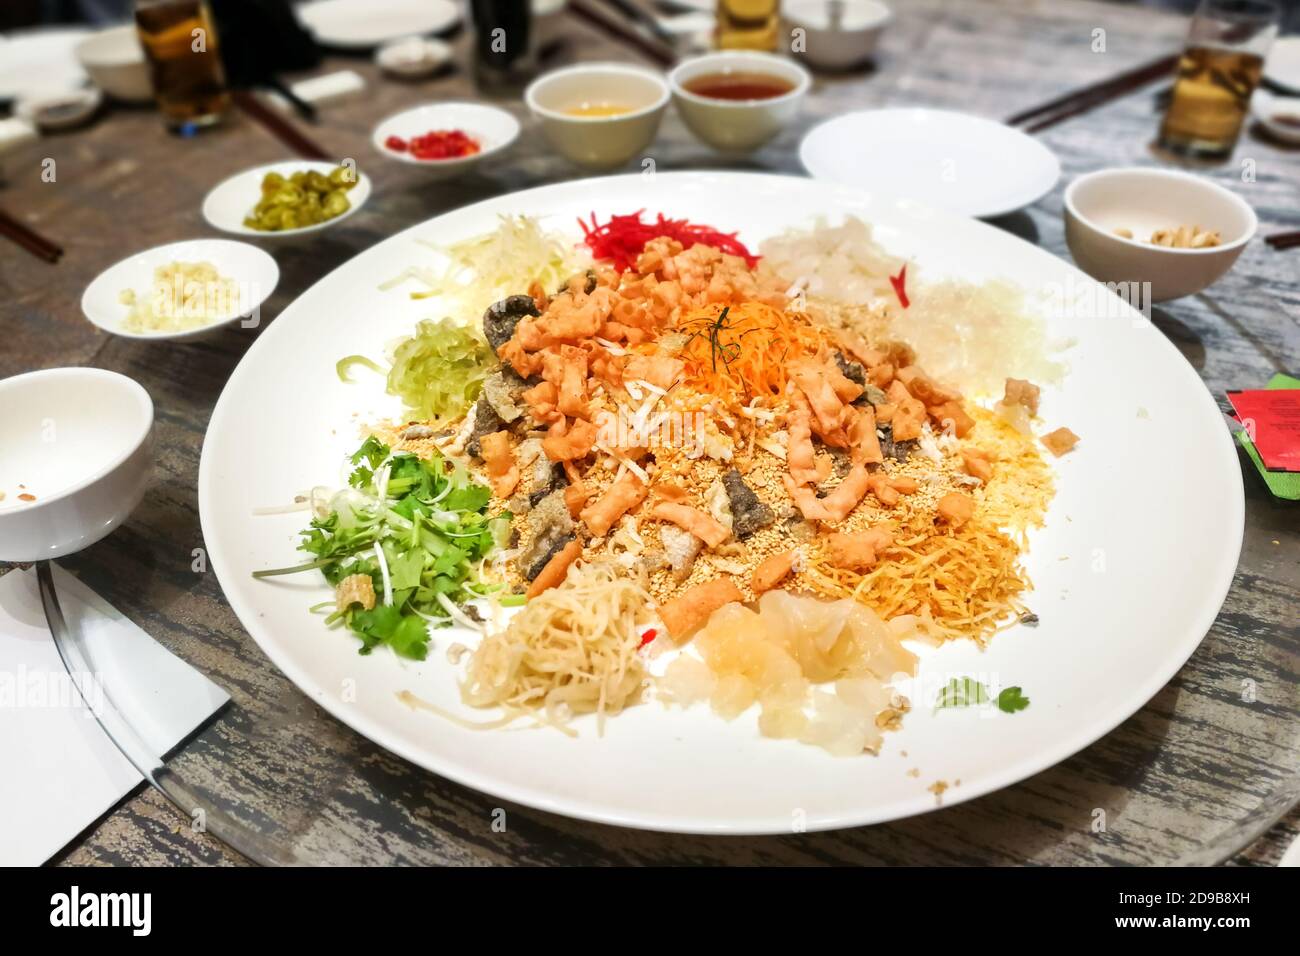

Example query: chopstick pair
[1007,53,1180,133]
[569,0,676,68]
[1265,231,1300,250]
[231,90,331,161]
[0,207,62,264]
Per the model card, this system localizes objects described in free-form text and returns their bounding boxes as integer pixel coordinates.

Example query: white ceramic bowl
[202,161,373,239]
[1064,167,1256,303]
[0,368,153,562]
[1251,88,1300,146]
[74,24,151,104]
[372,102,520,179]
[669,51,811,153]
[525,63,669,170]
[81,238,279,341]
[783,0,891,71]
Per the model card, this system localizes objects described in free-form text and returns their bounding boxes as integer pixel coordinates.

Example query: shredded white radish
[373,542,393,606]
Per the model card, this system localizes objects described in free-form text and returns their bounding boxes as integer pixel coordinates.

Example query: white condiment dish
[372,102,519,178]
[783,0,891,71]
[374,36,452,78]
[1251,88,1300,146]
[81,238,279,340]
[525,62,669,170]
[1063,167,1256,303]
[669,51,811,153]
[0,368,153,562]
[202,160,372,239]
[74,24,152,103]
[13,86,103,131]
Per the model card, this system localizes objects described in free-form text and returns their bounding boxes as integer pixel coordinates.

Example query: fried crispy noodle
[459,560,654,735]
[804,520,1033,647]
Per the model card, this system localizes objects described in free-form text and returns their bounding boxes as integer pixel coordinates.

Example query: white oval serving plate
[199,172,1242,834]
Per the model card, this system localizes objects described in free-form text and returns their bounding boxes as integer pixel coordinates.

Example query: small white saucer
[1252,88,1300,146]
[81,238,279,340]
[374,36,452,78]
[0,368,153,562]
[371,102,519,178]
[800,108,1061,219]
[202,160,372,239]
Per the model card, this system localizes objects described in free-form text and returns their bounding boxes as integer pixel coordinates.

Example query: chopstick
[569,0,676,68]
[1264,230,1300,248]
[263,76,318,123]
[599,0,679,46]
[0,207,62,263]
[232,90,331,160]
[1008,53,1180,133]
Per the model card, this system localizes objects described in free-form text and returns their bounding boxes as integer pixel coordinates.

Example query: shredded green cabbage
[387,318,493,421]
[381,214,591,321]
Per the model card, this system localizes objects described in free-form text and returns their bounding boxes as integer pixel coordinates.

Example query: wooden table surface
[2,0,1297,866]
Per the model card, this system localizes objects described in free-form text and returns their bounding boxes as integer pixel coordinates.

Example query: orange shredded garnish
[671,301,831,404]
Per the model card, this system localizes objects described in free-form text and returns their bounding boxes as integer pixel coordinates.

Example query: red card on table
[1227,388,1300,473]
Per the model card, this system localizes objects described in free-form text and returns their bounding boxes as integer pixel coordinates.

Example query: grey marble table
[1,0,1296,865]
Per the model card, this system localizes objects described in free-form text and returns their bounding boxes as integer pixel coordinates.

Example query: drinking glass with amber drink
[135,0,230,130]
[715,0,780,52]
[1158,0,1279,160]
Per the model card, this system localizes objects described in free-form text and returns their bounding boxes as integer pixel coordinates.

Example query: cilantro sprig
[255,438,510,660]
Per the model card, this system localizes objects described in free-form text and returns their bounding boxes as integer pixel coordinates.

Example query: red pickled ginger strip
[579,210,759,272]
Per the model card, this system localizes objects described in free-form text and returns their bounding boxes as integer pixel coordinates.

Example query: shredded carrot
[671,301,831,404]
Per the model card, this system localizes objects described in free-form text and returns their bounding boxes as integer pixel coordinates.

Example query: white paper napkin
[0,566,229,866]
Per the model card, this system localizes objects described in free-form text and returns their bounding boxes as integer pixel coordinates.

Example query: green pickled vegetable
[386,318,493,421]
[243,163,360,232]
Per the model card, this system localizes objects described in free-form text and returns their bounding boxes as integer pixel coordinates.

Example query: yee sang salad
[256,209,1077,756]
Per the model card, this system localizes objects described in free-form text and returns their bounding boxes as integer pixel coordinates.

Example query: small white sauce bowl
[783,0,891,71]
[75,24,152,104]
[525,62,669,170]
[669,51,811,153]
[202,160,373,240]
[0,368,153,562]
[1063,167,1256,303]
[372,102,520,179]
[81,238,280,341]
[1251,88,1300,146]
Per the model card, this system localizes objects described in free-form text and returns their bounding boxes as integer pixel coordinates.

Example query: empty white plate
[296,0,460,50]
[800,108,1061,219]
[1265,37,1300,95]
[202,160,372,239]
[82,239,279,340]
[372,102,520,178]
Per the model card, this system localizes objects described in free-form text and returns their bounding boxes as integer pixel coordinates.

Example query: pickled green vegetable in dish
[243,165,360,232]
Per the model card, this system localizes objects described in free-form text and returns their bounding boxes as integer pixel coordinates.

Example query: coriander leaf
[934,677,990,712]
[386,615,430,660]
[388,549,425,591]
[348,436,389,488]
[443,483,491,513]
[349,604,430,660]
[997,686,1030,714]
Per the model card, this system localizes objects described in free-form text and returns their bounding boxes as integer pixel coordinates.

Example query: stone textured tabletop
[1,0,1296,865]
